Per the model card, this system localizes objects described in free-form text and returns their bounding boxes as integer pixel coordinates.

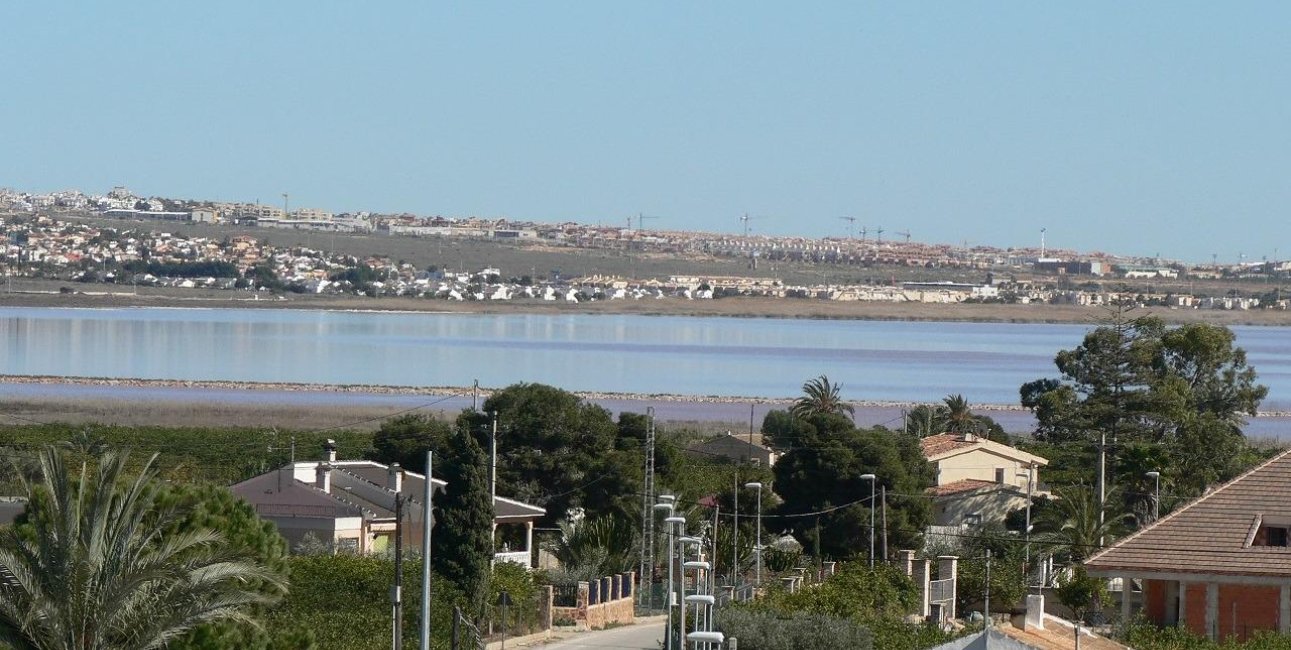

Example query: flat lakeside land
[0,378,803,431]
[2,279,1291,326]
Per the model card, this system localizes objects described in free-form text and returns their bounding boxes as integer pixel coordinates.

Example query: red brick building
[1085,450,1291,642]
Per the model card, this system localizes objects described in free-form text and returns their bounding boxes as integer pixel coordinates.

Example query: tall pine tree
[432,428,494,617]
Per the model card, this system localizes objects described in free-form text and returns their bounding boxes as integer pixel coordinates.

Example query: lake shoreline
[0,373,1022,411]
[5,374,1291,418]
[3,285,1291,327]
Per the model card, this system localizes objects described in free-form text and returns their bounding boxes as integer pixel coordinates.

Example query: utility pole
[732,472,739,588]
[1024,464,1034,593]
[472,379,479,412]
[640,407,656,609]
[392,492,404,650]
[490,411,498,557]
[984,549,992,628]
[711,505,720,595]
[881,486,888,562]
[420,450,433,650]
[267,431,295,463]
[1097,431,1106,546]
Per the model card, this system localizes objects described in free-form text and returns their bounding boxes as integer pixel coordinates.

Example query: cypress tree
[432,429,494,617]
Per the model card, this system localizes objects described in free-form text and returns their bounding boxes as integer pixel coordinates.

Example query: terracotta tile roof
[920,433,1050,467]
[928,478,1001,497]
[1085,449,1291,579]
[998,619,1131,650]
[921,433,978,458]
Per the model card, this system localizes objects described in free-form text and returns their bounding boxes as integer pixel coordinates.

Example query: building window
[1255,525,1289,547]
[995,468,1005,484]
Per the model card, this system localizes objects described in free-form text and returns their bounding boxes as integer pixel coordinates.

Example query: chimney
[315,462,332,493]
[387,462,403,493]
[960,432,976,443]
[323,439,337,463]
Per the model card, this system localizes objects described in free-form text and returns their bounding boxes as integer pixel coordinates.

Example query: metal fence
[451,606,486,650]
[635,582,668,615]
[930,578,955,603]
[552,584,579,607]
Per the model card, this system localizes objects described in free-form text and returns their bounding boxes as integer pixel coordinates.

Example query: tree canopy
[466,383,641,525]
[768,411,933,559]
[367,413,453,474]
[1019,311,1268,501]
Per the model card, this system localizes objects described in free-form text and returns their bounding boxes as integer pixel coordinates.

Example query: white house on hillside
[920,433,1048,527]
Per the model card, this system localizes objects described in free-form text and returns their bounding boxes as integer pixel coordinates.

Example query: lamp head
[1146,471,1160,479]
[744,481,763,490]
[860,473,876,481]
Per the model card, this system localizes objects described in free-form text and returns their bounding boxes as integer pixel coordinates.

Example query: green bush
[727,562,959,650]
[1125,623,1291,650]
[257,555,462,650]
[489,561,542,634]
[716,609,872,650]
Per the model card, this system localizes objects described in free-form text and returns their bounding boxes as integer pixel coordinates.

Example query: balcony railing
[494,550,531,566]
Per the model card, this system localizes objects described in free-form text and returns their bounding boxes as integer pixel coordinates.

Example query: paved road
[538,621,666,649]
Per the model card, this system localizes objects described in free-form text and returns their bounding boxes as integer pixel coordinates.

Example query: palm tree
[61,426,108,457]
[0,447,285,650]
[791,375,855,420]
[941,394,976,434]
[545,514,639,581]
[1036,485,1125,563]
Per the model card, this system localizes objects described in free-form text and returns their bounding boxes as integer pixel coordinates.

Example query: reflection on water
[3,307,1291,413]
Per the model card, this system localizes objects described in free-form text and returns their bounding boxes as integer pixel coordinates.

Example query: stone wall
[549,572,636,630]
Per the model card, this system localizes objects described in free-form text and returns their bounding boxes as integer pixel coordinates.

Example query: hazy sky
[3,2,1289,263]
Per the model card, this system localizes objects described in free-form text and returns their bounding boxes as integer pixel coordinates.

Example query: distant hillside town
[0,185,1287,310]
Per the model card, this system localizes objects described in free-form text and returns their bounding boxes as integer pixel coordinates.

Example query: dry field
[0,396,459,431]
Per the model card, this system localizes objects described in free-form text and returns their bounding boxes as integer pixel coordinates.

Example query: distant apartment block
[291,208,333,222]
[190,208,220,223]
[1033,259,1107,276]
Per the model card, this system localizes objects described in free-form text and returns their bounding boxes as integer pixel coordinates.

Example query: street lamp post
[1018,466,1035,593]
[744,482,763,586]
[860,474,876,568]
[1146,471,1161,521]
[678,537,702,649]
[655,502,679,650]
[664,514,686,650]
[682,559,712,650]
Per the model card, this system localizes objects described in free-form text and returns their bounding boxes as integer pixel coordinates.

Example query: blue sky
[3,2,1289,263]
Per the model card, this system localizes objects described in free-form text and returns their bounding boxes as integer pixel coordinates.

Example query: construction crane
[632,213,662,231]
[875,226,885,244]
[838,216,858,239]
[859,226,869,241]
[896,230,912,243]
